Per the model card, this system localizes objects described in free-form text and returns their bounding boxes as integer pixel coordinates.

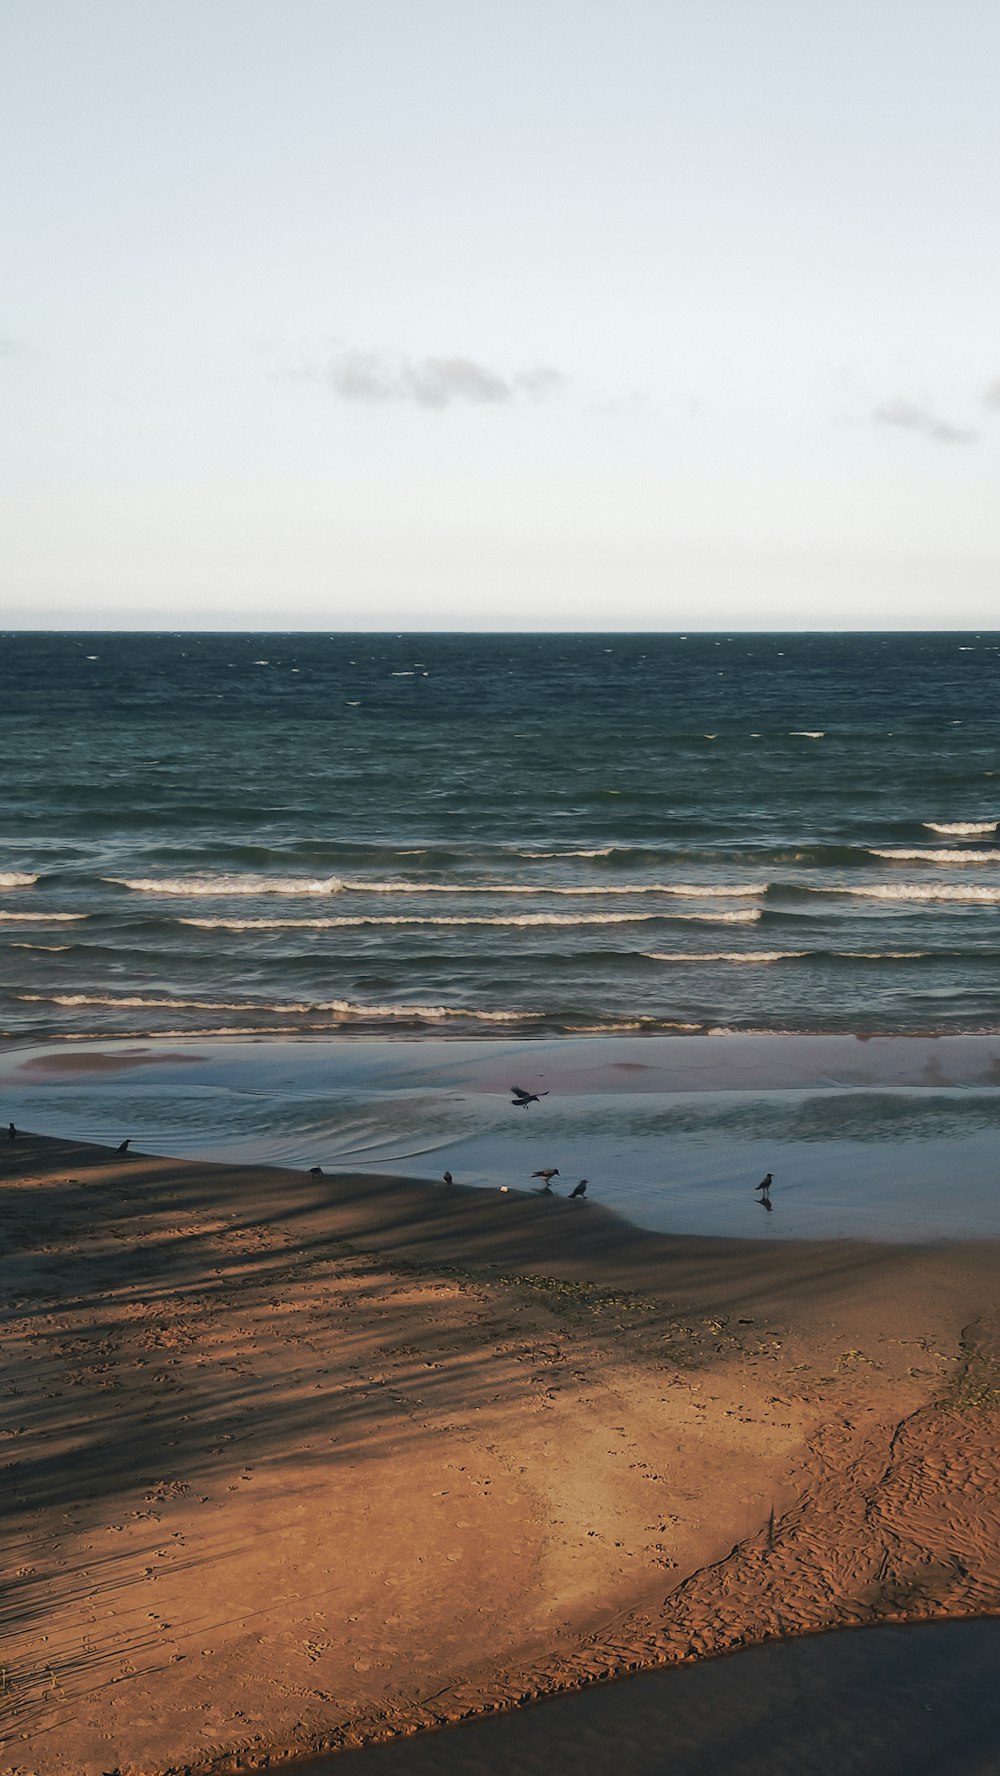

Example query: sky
[2,0,999,630]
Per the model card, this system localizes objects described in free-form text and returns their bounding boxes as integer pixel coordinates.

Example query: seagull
[511,1085,549,1107]
[117,1139,131,1154]
[309,1166,324,1177]
[442,1171,453,1186]
[531,1168,559,1191]
[569,1179,588,1199]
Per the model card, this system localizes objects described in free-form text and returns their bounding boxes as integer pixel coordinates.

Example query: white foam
[923,821,997,835]
[789,731,825,739]
[107,875,345,896]
[672,909,762,924]
[16,992,532,1023]
[516,848,616,858]
[870,848,1000,863]
[179,912,673,929]
[10,942,72,951]
[0,911,87,922]
[113,874,765,899]
[0,872,38,887]
[644,950,806,964]
[848,883,1000,904]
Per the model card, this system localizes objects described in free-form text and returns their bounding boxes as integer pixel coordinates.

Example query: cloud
[983,379,1000,411]
[873,396,977,445]
[294,345,565,409]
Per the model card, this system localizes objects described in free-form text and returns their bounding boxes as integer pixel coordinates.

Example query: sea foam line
[178,912,676,929]
[923,821,997,836]
[644,950,807,964]
[847,884,1000,904]
[111,874,766,899]
[870,848,1000,863]
[0,911,87,922]
[16,992,534,1022]
[0,872,38,888]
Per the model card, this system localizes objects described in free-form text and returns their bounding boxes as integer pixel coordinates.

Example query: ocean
[3,630,1000,1238]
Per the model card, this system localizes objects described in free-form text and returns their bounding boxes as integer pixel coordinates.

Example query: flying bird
[511,1085,549,1107]
[569,1179,588,1199]
[117,1139,131,1154]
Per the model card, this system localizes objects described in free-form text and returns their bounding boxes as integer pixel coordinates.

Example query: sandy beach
[3,1131,1000,1775]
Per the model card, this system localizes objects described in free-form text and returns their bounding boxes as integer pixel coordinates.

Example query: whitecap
[789,731,825,739]
[644,950,806,964]
[870,848,1000,863]
[107,874,344,896]
[849,884,1000,903]
[0,911,87,922]
[923,821,997,836]
[179,911,672,930]
[0,871,38,887]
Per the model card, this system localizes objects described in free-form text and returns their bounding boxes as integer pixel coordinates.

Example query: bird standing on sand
[443,1171,453,1186]
[7,1122,15,1141]
[511,1086,549,1107]
[117,1139,131,1154]
[309,1166,324,1177]
[756,1172,773,1211]
[569,1180,588,1199]
[531,1168,559,1191]
[756,1172,772,1194]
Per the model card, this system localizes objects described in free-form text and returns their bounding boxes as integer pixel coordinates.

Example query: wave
[10,942,73,951]
[788,731,825,739]
[107,874,345,896]
[848,884,1000,904]
[870,849,1000,864]
[516,847,617,858]
[112,874,766,899]
[0,871,38,887]
[923,821,997,836]
[179,912,676,930]
[673,909,762,924]
[0,911,87,922]
[17,992,537,1023]
[644,950,807,964]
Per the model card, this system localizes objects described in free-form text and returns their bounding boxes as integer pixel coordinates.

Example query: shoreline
[2,1132,1000,1775]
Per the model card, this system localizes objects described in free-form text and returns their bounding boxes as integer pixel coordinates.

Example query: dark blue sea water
[2,631,1000,1044]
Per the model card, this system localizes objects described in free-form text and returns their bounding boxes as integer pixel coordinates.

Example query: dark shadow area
[286,1618,1000,1776]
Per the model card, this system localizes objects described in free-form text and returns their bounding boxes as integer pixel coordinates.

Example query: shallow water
[281,1619,1000,1776]
[5,1032,1000,1241]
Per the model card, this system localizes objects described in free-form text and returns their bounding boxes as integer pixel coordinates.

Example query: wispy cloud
[873,396,977,445]
[290,345,565,409]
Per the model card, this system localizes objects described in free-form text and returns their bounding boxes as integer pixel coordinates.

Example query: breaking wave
[0,872,38,888]
[923,821,997,836]
[870,849,1000,864]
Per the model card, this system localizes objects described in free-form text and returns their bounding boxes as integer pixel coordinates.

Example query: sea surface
[3,631,1000,1046]
[3,631,1000,1239]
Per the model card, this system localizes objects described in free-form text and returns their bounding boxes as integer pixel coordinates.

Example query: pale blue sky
[2,0,999,628]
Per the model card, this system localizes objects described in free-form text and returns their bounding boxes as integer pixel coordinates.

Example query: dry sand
[2,1132,1000,1775]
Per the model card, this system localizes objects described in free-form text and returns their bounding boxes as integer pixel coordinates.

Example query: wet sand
[2,1132,1000,1775]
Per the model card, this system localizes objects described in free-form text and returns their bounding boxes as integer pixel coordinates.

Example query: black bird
[569,1179,588,1199]
[756,1172,772,1193]
[7,1122,15,1141]
[117,1139,131,1154]
[511,1085,549,1107]
[309,1166,324,1177]
[443,1171,453,1186]
[531,1168,559,1191]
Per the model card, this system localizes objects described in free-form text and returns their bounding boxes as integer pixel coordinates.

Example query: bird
[7,1122,15,1141]
[511,1085,549,1107]
[442,1171,453,1186]
[309,1166,324,1177]
[569,1179,588,1199]
[756,1172,772,1193]
[531,1168,559,1191]
[117,1139,131,1154]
